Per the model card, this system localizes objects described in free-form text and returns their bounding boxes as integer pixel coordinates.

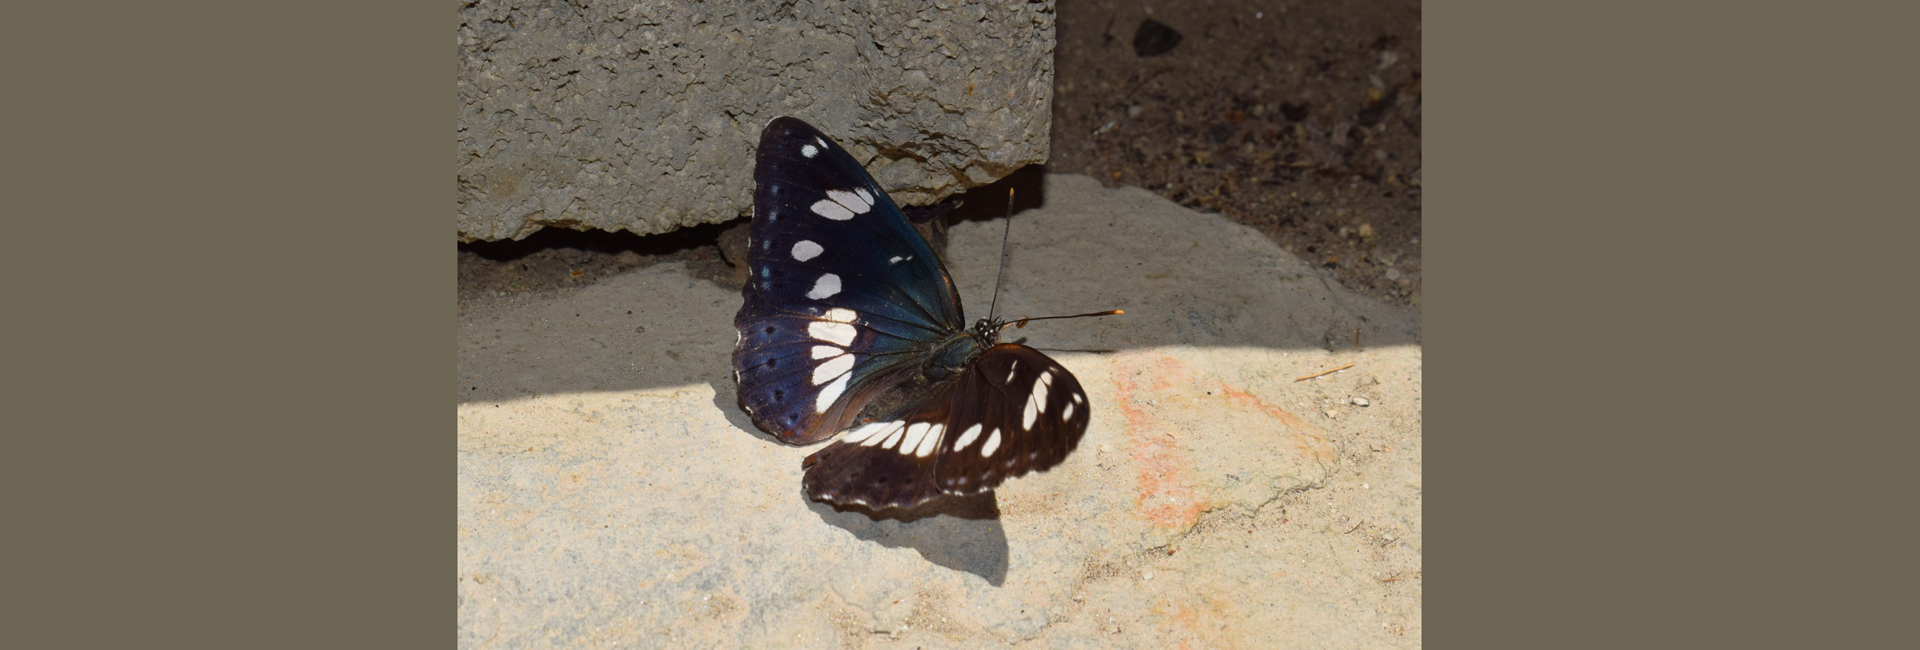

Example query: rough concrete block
[457,0,1056,242]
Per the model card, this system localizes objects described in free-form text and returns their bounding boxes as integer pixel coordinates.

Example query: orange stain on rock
[1113,353,1204,530]
[1152,590,1244,649]
[1215,381,1335,463]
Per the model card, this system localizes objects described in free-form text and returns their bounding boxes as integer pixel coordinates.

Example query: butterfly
[732,116,1100,510]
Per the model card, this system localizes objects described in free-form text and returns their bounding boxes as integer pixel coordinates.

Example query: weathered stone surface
[456,1,1056,242]
[457,174,1423,647]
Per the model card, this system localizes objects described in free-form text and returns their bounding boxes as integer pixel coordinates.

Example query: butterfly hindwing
[931,345,1091,493]
[800,345,1091,509]
[734,117,966,444]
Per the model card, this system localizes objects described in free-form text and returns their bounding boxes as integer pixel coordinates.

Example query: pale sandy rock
[457,174,1422,647]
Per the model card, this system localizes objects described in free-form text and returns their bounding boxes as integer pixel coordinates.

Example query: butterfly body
[733,117,1090,510]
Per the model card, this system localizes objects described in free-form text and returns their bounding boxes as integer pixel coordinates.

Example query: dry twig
[1294,363,1355,382]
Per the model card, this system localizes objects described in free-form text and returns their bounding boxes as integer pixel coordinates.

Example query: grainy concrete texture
[457,174,1422,647]
[457,0,1055,242]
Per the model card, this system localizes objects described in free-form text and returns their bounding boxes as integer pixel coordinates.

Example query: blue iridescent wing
[732,117,966,444]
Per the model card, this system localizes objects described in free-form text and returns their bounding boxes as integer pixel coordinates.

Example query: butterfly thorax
[925,320,1001,382]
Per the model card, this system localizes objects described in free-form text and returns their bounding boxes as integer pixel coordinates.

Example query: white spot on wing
[861,422,902,447]
[981,428,1002,458]
[1005,360,1018,384]
[855,187,875,206]
[841,421,890,444]
[826,189,872,215]
[823,308,857,323]
[814,373,850,413]
[791,240,823,261]
[810,199,855,221]
[806,273,842,299]
[1072,393,1085,405]
[810,345,842,359]
[808,320,856,346]
[811,354,854,385]
[888,255,904,264]
[1062,401,1076,421]
[801,144,819,158]
[900,423,931,454]
[953,423,984,450]
[879,424,907,450]
[915,424,943,457]
[1032,373,1051,409]
[1022,398,1039,431]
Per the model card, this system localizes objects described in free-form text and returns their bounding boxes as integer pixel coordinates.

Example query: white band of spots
[981,428,1003,458]
[811,353,855,386]
[840,421,890,445]
[810,199,854,221]
[814,372,851,413]
[900,422,931,453]
[860,421,905,447]
[808,320,856,346]
[914,423,943,457]
[826,189,872,213]
[810,188,874,221]
[952,423,984,450]
[878,424,907,450]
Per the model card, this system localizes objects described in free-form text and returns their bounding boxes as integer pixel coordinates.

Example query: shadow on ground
[808,493,1009,586]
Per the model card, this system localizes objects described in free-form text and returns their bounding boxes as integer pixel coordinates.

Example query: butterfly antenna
[986,188,1015,322]
[996,310,1126,334]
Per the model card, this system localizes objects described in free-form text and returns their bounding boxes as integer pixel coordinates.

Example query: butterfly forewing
[800,345,1091,509]
[734,117,966,444]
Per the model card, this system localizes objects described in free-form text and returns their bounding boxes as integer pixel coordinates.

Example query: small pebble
[1352,397,1371,407]
[1384,268,1402,281]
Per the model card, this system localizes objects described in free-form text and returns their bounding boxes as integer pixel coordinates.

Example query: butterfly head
[970,316,1009,344]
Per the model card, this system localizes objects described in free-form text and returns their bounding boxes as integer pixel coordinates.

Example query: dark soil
[1050,0,1421,307]
[458,0,1420,310]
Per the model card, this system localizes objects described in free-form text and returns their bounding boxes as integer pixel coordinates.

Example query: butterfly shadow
[706,377,1011,584]
[707,376,784,445]
[806,492,1010,586]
